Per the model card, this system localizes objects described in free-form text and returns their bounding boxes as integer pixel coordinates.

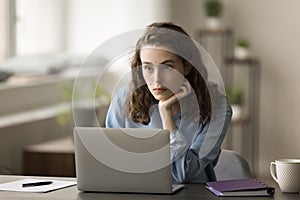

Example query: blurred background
[0,0,299,179]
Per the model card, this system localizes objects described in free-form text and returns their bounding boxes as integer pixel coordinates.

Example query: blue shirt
[106,86,232,183]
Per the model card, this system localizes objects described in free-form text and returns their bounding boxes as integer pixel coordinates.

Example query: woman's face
[140,47,188,101]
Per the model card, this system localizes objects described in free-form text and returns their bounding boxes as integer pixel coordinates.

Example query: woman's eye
[143,65,154,72]
[162,65,173,70]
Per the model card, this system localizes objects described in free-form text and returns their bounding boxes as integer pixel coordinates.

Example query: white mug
[270,159,300,193]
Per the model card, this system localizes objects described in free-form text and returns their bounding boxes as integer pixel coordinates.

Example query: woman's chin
[152,93,173,101]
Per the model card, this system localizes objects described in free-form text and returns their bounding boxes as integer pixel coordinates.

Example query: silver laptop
[73,127,184,194]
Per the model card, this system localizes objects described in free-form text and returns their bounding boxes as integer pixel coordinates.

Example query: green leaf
[205,0,223,17]
[226,85,245,105]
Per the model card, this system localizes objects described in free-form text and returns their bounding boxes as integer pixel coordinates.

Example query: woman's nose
[153,70,163,83]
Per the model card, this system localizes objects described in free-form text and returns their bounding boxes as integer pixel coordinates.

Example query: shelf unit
[196,28,234,80]
[225,57,261,175]
[195,28,261,176]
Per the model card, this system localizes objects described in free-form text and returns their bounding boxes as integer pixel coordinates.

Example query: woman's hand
[158,80,192,132]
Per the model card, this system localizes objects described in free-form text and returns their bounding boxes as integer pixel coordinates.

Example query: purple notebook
[206,179,275,197]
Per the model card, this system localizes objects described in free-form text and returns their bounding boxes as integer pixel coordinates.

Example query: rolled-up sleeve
[171,104,232,183]
[170,129,189,161]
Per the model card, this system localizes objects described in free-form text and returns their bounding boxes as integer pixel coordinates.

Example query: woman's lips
[153,88,167,94]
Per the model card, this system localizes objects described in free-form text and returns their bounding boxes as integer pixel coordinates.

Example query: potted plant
[204,0,223,29]
[56,80,110,129]
[226,84,245,120]
[235,38,251,59]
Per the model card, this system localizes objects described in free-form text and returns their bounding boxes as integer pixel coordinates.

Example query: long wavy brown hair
[127,22,212,125]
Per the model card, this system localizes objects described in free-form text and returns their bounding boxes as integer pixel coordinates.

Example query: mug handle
[270,162,278,183]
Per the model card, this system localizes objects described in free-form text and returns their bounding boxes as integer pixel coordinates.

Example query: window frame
[3,0,16,59]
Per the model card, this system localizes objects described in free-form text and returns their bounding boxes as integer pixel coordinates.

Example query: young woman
[106,22,232,183]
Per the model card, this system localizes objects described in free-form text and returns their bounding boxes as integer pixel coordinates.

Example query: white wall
[225,0,300,178]
[65,0,172,55]
[171,0,300,178]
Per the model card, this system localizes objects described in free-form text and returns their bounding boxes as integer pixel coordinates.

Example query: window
[15,0,65,56]
[0,0,65,62]
[0,0,5,61]
[0,0,17,61]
